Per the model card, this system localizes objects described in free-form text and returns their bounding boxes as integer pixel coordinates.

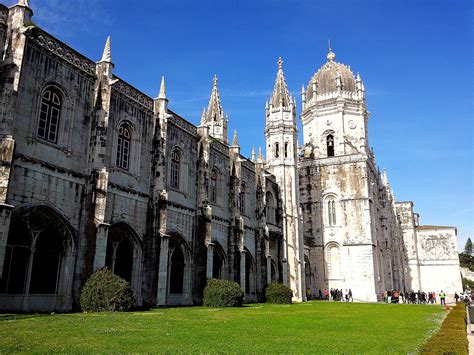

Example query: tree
[465,238,473,256]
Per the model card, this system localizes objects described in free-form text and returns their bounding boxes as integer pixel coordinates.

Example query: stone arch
[211,241,227,280]
[167,232,192,304]
[105,222,143,301]
[243,248,256,300]
[270,258,278,283]
[325,242,342,285]
[0,204,76,312]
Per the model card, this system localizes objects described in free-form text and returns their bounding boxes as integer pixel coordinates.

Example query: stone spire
[257,147,264,162]
[201,75,228,143]
[203,75,224,124]
[101,36,112,63]
[232,130,239,146]
[251,146,256,161]
[158,76,166,99]
[270,57,291,108]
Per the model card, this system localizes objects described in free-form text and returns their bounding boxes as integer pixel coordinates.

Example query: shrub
[80,268,136,312]
[203,279,244,307]
[420,303,468,354]
[266,282,293,304]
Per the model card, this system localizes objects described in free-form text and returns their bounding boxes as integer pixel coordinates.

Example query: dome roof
[306,49,356,100]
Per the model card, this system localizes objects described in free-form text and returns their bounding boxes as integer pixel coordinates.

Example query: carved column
[240,251,246,297]
[0,203,13,278]
[206,243,214,279]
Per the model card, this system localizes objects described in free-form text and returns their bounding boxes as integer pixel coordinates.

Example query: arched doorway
[169,247,184,294]
[105,223,142,302]
[0,205,75,312]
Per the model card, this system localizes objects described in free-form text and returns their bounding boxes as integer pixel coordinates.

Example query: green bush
[80,268,136,312]
[203,279,244,307]
[420,303,468,354]
[266,282,293,304]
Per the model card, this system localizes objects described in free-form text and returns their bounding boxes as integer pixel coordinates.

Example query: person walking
[455,292,460,303]
[439,290,446,306]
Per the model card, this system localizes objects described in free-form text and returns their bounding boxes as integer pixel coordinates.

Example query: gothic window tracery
[170,148,181,189]
[37,87,62,143]
[116,123,132,170]
[210,168,219,203]
[326,196,337,226]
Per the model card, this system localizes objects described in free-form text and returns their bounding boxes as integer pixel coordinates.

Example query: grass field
[0,302,446,353]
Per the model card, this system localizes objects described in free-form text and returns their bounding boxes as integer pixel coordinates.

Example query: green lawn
[0,302,446,353]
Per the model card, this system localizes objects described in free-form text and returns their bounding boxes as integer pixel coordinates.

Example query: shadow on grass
[0,313,50,322]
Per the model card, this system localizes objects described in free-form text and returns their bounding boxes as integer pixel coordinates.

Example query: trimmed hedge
[266,282,293,304]
[80,268,136,312]
[420,303,468,354]
[203,279,244,307]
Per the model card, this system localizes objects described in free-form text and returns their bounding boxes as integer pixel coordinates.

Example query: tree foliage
[465,238,473,256]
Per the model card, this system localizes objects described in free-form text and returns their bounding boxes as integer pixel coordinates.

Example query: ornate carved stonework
[27,28,96,76]
[168,113,197,136]
[112,78,153,111]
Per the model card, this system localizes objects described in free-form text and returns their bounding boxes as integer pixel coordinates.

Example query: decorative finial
[327,39,336,62]
[277,57,283,70]
[101,35,112,62]
[232,130,239,146]
[251,146,256,161]
[17,0,31,7]
[158,76,166,99]
[213,74,218,88]
[258,147,264,160]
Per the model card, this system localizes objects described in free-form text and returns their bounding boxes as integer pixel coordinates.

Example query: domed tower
[301,47,368,156]
[299,47,386,303]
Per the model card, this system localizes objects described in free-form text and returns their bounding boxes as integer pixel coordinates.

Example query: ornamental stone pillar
[157,235,170,306]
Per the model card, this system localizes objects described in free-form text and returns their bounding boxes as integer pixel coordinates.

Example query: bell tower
[265,58,305,301]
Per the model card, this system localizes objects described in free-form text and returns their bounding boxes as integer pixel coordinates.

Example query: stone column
[0,203,13,278]
[240,251,246,297]
[206,243,214,279]
[92,223,110,271]
[267,255,272,285]
[157,235,170,306]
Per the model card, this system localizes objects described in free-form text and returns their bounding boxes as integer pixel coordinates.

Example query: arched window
[284,142,289,158]
[327,197,336,226]
[266,191,276,224]
[327,135,334,157]
[37,87,62,143]
[210,168,219,203]
[239,184,246,214]
[116,123,132,170]
[274,142,279,158]
[170,149,181,189]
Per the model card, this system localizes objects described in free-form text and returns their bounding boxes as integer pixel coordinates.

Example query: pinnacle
[158,76,166,99]
[101,35,112,63]
[269,57,291,108]
[17,0,30,7]
[204,75,224,124]
[232,130,239,146]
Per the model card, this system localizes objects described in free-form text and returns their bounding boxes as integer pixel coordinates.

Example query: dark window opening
[116,124,132,170]
[212,249,223,279]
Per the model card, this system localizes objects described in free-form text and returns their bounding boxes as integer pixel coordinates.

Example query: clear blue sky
[6,0,473,248]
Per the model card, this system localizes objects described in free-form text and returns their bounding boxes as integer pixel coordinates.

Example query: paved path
[468,330,474,355]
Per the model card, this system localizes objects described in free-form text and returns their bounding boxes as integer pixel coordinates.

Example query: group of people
[382,290,447,305]
[305,288,353,302]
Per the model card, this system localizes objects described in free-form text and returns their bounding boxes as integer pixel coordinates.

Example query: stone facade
[0,2,462,311]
